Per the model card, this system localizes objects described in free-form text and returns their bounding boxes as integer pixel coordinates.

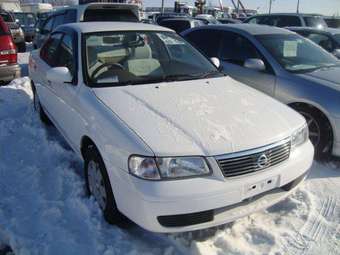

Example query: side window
[258,16,276,26]
[307,33,334,52]
[41,17,54,34]
[40,33,63,66]
[276,16,301,27]
[247,17,258,24]
[58,34,75,77]
[219,32,262,66]
[53,15,64,30]
[185,29,222,57]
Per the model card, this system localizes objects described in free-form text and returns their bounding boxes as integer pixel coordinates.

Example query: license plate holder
[245,176,279,198]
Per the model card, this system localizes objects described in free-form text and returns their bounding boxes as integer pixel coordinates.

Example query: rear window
[83,9,138,22]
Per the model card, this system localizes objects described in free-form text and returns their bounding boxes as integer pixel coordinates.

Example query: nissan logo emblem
[257,154,269,168]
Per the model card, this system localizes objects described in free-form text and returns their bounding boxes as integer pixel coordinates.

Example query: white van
[21,3,53,15]
[0,0,21,12]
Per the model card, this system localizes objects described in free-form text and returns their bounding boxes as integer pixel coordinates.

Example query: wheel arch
[288,101,334,149]
[80,135,99,160]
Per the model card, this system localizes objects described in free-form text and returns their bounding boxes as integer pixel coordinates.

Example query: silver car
[182,24,340,159]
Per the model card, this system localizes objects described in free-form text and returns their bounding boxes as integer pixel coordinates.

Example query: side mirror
[244,58,266,71]
[333,49,340,59]
[46,67,72,84]
[210,57,220,69]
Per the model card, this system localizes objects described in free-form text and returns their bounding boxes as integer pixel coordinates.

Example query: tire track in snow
[281,180,339,255]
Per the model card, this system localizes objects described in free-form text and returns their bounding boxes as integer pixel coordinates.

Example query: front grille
[216,139,291,178]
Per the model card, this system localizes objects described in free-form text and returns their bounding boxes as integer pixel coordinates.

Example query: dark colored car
[13,12,37,42]
[218,18,242,24]
[0,16,20,84]
[159,18,203,34]
[323,17,340,28]
[288,27,340,58]
[0,10,25,52]
[244,13,328,29]
[155,12,189,24]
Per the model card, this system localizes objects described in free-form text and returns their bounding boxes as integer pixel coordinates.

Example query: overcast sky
[143,0,340,16]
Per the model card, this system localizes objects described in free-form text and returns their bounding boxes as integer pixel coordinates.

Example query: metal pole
[297,0,300,13]
[269,0,272,14]
[161,0,164,14]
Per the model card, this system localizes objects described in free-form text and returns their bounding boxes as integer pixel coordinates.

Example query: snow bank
[0,77,339,255]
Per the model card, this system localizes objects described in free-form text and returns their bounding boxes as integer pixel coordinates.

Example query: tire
[17,42,26,53]
[84,144,127,225]
[294,105,332,160]
[32,85,52,125]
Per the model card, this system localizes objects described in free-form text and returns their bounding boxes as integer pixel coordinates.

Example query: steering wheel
[91,63,125,81]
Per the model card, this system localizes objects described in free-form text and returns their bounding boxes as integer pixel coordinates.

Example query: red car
[0,16,20,84]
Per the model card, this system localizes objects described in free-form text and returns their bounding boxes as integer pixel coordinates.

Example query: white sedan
[29,22,314,233]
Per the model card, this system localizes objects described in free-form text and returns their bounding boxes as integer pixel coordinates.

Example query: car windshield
[84,31,222,87]
[14,13,36,26]
[0,13,14,22]
[256,34,340,73]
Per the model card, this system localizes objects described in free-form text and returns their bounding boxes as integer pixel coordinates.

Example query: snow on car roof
[60,22,173,34]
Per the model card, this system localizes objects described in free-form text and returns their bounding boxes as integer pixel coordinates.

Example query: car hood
[93,77,305,156]
[297,66,340,90]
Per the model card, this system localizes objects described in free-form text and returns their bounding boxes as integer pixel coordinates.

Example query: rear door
[218,31,276,96]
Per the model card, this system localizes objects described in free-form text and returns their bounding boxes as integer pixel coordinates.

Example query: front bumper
[0,64,21,84]
[108,141,314,233]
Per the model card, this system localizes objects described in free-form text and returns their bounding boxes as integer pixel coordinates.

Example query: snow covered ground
[0,53,339,255]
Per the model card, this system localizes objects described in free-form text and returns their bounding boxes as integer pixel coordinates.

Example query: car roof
[192,24,295,36]
[248,13,323,17]
[58,22,173,33]
[287,26,340,35]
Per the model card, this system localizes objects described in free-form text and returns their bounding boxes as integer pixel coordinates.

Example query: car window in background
[14,13,36,26]
[256,34,339,73]
[83,9,138,22]
[185,29,222,57]
[304,16,327,28]
[84,31,219,87]
[276,16,301,27]
[160,20,190,34]
[324,18,340,28]
[53,15,64,30]
[307,33,334,52]
[220,32,262,65]
[40,33,63,66]
[64,10,77,23]
[42,17,54,34]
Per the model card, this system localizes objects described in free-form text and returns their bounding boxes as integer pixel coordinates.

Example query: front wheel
[294,105,332,160]
[84,145,127,225]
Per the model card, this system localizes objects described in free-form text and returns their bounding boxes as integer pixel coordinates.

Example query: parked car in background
[29,22,313,233]
[0,10,25,52]
[33,2,140,49]
[159,17,203,34]
[0,16,20,84]
[244,13,327,29]
[288,27,340,58]
[155,12,189,24]
[218,18,242,24]
[195,14,220,25]
[0,0,21,12]
[21,3,53,15]
[182,24,340,159]
[13,12,36,42]
[323,16,340,28]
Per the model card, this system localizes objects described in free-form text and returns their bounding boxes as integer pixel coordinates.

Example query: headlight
[291,124,309,148]
[128,156,211,180]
